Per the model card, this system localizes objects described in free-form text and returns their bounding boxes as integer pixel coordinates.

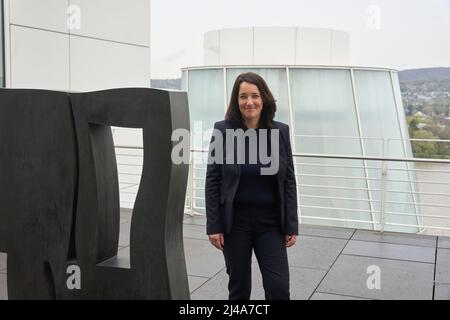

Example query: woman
[205,72,298,300]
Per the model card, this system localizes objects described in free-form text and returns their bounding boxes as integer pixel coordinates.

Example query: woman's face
[238,82,263,125]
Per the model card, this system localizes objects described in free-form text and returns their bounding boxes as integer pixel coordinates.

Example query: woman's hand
[208,233,224,251]
[285,235,297,248]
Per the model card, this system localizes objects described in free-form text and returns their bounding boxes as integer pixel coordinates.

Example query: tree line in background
[407,116,450,159]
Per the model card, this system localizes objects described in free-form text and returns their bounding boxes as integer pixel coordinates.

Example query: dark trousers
[223,230,290,300]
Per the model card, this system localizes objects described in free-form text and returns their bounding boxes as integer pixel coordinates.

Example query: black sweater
[232,129,281,232]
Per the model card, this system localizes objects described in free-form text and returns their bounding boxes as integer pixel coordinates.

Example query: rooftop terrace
[2,209,449,300]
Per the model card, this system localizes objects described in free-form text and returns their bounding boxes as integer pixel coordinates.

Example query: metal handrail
[113,140,450,235]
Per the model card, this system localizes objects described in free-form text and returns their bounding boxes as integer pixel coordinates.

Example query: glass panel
[226,68,290,124]
[392,71,423,232]
[181,70,187,91]
[290,68,372,229]
[188,68,225,133]
[188,69,225,212]
[354,70,418,233]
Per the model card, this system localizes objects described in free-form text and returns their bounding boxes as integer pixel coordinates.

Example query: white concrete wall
[254,27,296,65]
[10,0,69,33]
[204,27,350,66]
[220,28,253,65]
[296,28,332,65]
[70,36,150,91]
[70,0,150,47]
[4,0,151,91]
[10,25,70,90]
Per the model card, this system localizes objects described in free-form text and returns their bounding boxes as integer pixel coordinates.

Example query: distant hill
[150,79,182,90]
[399,67,450,82]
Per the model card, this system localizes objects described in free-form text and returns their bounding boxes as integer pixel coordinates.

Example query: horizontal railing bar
[119,182,139,187]
[384,200,450,208]
[118,180,141,184]
[120,186,139,192]
[384,212,450,220]
[390,137,450,143]
[118,172,141,176]
[294,163,450,174]
[299,184,378,192]
[298,173,380,181]
[388,167,450,174]
[293,152,450,164]
[300,215,376,225]
[297,173,450,186]
[295,162,382,170]
[293,134,383,140]
[385,178,450,185]
[299,204,378,214]
[114,145,143,150]
[386,189,450,197]
[112,127,141,131]
[384,222,450,231]
[115,153,143,158]
[299,194,378,203]
[299,184,450,197]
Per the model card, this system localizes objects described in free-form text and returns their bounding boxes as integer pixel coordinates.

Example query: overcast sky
[151,0,450,78]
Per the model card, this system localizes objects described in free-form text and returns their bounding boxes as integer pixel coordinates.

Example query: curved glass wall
[289,68,372,230]
[183,66,420,232]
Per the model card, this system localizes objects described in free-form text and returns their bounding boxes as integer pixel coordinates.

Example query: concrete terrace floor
[1,209,450,300]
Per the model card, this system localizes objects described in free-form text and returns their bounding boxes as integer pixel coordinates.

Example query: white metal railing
[182,150,450,233]
[112,130,450,236]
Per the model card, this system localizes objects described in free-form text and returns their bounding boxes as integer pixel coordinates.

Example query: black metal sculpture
[0,88,190,299]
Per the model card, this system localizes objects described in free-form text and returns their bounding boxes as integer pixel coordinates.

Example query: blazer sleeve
[205,122,224,235]
[284,124,299,235]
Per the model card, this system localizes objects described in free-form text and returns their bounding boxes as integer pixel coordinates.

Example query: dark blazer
[205,120,298,235]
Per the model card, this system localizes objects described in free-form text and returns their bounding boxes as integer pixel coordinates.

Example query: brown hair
[225,72,277,129]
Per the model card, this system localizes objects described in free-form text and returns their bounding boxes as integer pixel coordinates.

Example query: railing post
[188,151,195,217]
[379,160,389,233]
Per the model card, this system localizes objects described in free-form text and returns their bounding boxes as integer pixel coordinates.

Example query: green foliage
[410,130,439,158]
[401,72,450,158]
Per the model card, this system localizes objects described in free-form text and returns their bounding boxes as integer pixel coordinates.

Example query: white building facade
[204,27,350,66]
[1,0,151,91]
